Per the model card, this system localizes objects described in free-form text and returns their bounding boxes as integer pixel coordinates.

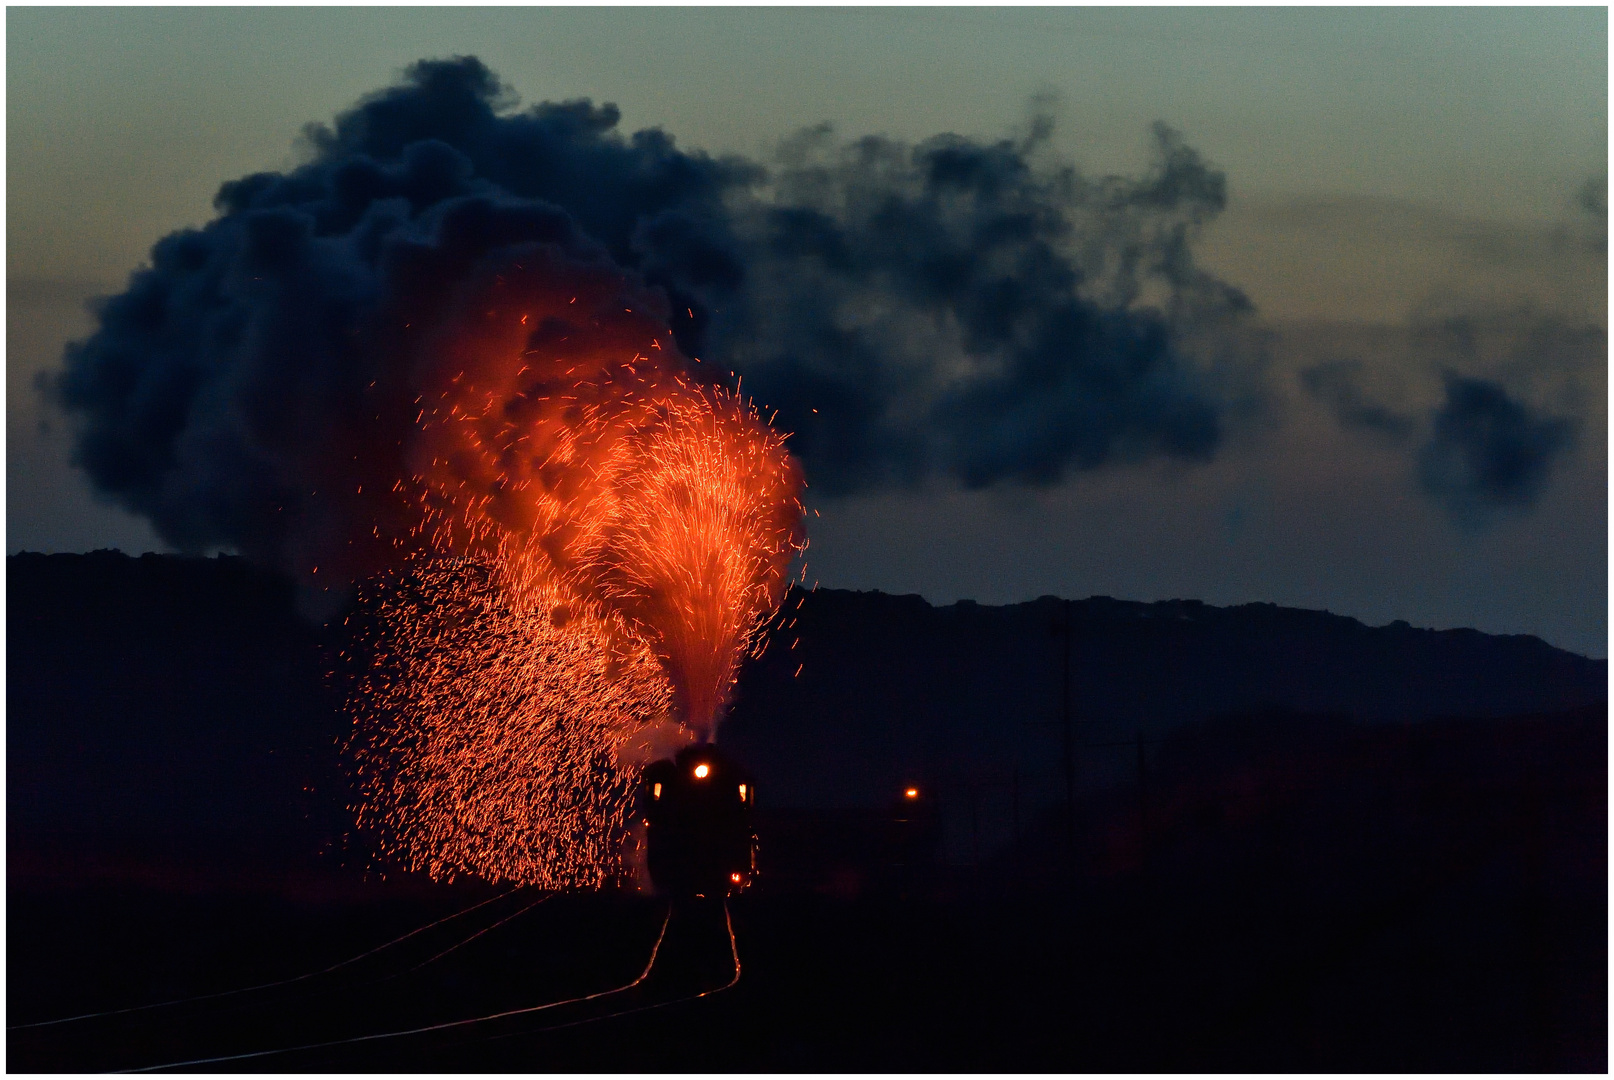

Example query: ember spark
[344,257,804,886]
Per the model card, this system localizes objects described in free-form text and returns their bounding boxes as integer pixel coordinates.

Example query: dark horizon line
[9,547,1607,663]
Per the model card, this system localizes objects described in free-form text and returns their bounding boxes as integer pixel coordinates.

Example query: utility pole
[1010,765,1020,842]
[1010,765,1021,883]
[1059,598,1076,873]
[1137,728,1149,868]
[970,784,980,875]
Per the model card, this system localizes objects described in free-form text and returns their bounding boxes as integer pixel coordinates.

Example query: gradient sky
[7,7,1607,655]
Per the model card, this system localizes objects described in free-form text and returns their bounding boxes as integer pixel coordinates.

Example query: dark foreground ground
[9,554,1606,1070]
[11,706,1605,1072]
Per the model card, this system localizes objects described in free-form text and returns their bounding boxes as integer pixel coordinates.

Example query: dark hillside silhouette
[8,551,1604,883]
[722,586,1603,807]
[8,551,343,891]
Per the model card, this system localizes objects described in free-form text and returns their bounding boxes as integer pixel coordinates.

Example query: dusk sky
[8,6,1607,656]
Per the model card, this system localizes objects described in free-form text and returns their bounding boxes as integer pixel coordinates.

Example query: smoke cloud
[688,116,1262,492]
[1299,359,1417,441]
[54,55,1262,584]
[1300,352,1582,529]
[1418,372,1578,527]
[1575,174,1606,251]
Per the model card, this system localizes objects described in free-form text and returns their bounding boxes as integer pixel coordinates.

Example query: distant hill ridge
[721,582,1604,806]
[8,552,1605,834]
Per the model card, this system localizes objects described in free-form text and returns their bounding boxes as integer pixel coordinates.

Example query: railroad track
[8,884,528,1033]
[13,892,742,1072]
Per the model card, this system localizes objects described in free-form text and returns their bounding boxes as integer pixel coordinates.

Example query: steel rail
[122,902,674,1072]
[391,890,557,977]
[9,884,528,1031]
[488,898,743,1041]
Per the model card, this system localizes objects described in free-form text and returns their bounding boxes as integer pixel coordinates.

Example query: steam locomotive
[641,745,757,897]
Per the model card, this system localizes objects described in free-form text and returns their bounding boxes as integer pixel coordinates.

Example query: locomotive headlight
[905,787,919,799]
[693,763,710,779]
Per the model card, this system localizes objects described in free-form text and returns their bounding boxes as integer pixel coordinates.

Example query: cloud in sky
[52,56,1268,575]
[1417,372,1578,529]
[1299,303,1597,530]
[1299,359,1417,442]
[16,36,1602,655]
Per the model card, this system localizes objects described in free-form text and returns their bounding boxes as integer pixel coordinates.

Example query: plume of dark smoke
[1575,175,1606,250]
[686,117,1261,491]
[1300,353,1581,529]
[1299,359,1416,441]
[54,56,1262,585]
[1418,372,1578,527]
[57,182,664,591]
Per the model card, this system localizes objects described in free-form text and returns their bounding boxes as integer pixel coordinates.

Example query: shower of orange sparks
[345,560,672,887]
[342,252,805,887]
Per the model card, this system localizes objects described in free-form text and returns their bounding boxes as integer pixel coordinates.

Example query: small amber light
[730,872,742,883]
[652,782,662,799]
[905,787,919,799]
[693,763,710,779]
[738,783,747,800]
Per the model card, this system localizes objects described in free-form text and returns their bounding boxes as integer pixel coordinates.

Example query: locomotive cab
[642,745,757,897]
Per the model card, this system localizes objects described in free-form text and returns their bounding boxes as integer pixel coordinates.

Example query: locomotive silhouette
[641,744,757,897]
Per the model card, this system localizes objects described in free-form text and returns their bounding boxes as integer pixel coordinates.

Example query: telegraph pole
[1010,765,1022,883]
[1010,765,1021,842]
[1059,598,1075,873]
[1137,727,1149,868]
